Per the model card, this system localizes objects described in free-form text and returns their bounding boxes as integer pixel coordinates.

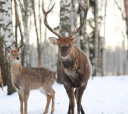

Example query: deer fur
[0,67,3,91]
[7,46,56,114]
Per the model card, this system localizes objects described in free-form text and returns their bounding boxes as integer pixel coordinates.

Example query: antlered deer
[7,46,56,114]
[42,0,91,114]
[0,67,3,91]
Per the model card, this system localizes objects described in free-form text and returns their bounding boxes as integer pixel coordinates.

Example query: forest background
[0,0,127,94]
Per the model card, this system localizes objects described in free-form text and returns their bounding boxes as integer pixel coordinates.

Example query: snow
[0,76,128,114]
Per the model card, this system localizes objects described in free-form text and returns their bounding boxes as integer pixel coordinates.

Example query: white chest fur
[64,68,76,76]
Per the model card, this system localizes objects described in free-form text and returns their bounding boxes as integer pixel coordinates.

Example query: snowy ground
[0,76,128,114]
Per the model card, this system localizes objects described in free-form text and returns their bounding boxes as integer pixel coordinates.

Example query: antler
[42,0,61,38]
[69,0,89,38]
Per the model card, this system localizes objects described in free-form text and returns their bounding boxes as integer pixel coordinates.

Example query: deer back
[11,66,56,90]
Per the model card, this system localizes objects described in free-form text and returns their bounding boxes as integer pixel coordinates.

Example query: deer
[42,0,91,114]
[7,45,56,114]
[0,67,3,91]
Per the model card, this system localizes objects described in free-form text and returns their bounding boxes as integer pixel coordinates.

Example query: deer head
[42,0,89,57]
[7,46,24,65]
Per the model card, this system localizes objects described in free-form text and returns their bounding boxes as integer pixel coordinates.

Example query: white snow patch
[0,76,128,114]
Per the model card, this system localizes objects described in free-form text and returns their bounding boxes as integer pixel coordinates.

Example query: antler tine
[78,0,89,11]
[42,0,61,38]
[42,0,55,14]
[69,0,89,38]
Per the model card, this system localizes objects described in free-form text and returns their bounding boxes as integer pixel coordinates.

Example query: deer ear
[17,45,24,54]
[48,37,58,45]
[72,36,81,44]
[7,47,12,53]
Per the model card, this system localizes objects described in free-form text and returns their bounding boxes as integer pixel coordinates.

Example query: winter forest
[0,0,128,114]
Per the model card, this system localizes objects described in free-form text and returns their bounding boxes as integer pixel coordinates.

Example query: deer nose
[62,54,67,57]
[17,57,19,60]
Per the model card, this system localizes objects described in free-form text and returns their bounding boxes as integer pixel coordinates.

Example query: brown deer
[0,67,3,91]
[7,46,56,114]
[42,0,91,114]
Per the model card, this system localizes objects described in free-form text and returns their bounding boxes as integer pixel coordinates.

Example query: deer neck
[11,62,22,76]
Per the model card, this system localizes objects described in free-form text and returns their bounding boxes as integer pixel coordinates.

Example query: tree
[101,0,108,76]
[0,5,7,86]
[93,0,99,76]
[1,0,15,95]
[31,0,42,67]
[88,0,104,76]
[124,0,128,59]
[18,0,32,67]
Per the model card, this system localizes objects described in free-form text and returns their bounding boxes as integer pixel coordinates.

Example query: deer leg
[51,89,55,114]
[75,89,85,114]
[64,86,75,114]
[81,106,85,114]
[18,92,23,114]
[43,94,51,114]
[68,103,71,114]
[24,90,30,114]
[44,88,55,114]
[75,90,84,114]
[75,85,86,114]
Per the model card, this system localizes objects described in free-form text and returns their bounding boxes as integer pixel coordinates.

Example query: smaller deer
[0,67,3,91]
[7,46,56,114]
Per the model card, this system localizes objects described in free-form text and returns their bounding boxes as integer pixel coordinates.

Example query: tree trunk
[14,0,19,49]
[88,0,95,78]
[14,0,24,66]
[22,0,31,67]
[39,0,42,48]
[71,0,77,32]
[0,3,7,86]
[31,0,42,67]
[19,23,24,66]
[94,0,99,76]
[18,0,31,67]
[15,21,18,48]
[102,0,108,76]
[2,0,15,95]
[124,0,128,59]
